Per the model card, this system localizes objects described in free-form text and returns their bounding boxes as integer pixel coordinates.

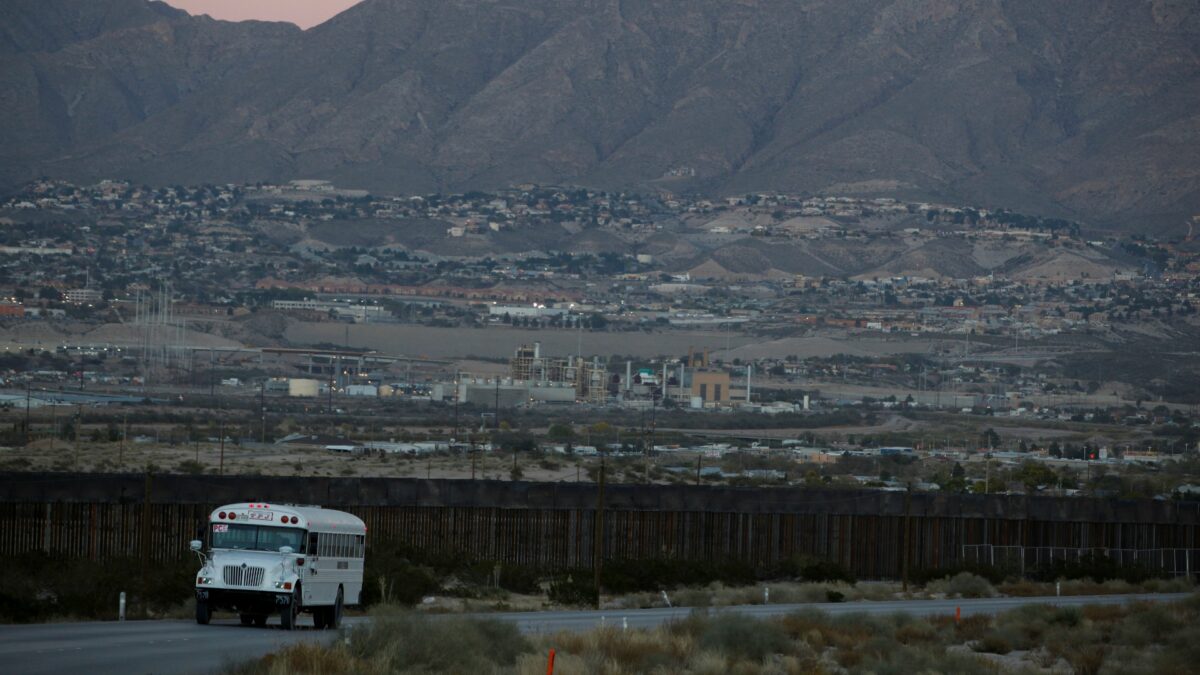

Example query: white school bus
[191,502,366,630]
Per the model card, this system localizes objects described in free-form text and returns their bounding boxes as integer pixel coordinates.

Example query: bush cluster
[1028,552,1165,584]
[0,553,193,622]
[230,595,1200,675]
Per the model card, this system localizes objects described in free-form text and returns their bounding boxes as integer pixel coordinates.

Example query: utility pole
[140,471,152,618]
[120,410,127,466]
[24,383,31,445]
[593,452,606,609]
[259,381,266,445]
[73,405,82,469]
[902,482,912,592]
[453,376,460,444]
[218,413,225,476]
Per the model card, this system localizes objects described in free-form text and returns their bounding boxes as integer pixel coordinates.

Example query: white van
[191,502,366,630]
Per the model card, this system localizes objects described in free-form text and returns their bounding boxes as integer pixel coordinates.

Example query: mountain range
[2,0,1198,233]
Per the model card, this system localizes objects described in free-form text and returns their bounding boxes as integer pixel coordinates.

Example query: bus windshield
[211,523,305,552]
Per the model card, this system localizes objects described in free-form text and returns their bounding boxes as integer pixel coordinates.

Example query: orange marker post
[955,606,961,624]
[546,648,556,675]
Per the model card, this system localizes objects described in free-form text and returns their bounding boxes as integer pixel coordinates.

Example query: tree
[547,423,575,442]
[980,428,1001,449]
[1015,461,1058,492]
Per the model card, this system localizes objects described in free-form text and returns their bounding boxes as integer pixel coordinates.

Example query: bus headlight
[197,576,213,585]
[274,581,293,590]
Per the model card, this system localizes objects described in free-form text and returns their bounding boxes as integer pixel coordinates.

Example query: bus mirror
[189,540,202,552]
[279,546,295,555]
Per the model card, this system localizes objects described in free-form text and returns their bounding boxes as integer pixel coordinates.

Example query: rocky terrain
[2,0,1198,233]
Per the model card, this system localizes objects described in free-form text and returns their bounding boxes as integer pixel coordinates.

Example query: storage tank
[288,378,321,398]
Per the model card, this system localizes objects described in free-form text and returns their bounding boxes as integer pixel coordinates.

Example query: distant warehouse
[271,299,389,323]
[488,304,567,319]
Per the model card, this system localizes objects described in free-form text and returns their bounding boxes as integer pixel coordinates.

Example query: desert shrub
[358,562,438,606]
[1029,552,1163,584]
[1050,606,1083,627]
[997,579,1052,596]
[774,556,857,584]
[1140,577,1195,594]
[913,563,1007,586]
[698,613,792,661]
[600,557,757,593]
[347,613,530,672]
[953,614,993,641]
[0,552,193,622]
[226,643,371,675]
[859,646,998,675]
[672,586,714,608]
[1153,625,1200,675]
[547,572,596,607]
[893,617,940,645]
[593,626,680,672]
[992,603,1057,647]
[973,630,1015,654]
[926,572,996,598]
[1044,623,1108,675]
[1122,602,1183,639]
[497,563,542,595]
[176,459,206,474]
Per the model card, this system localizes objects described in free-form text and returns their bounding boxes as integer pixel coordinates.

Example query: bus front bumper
[196,587,293,612]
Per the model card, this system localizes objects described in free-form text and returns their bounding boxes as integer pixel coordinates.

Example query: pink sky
[163,1,363,29]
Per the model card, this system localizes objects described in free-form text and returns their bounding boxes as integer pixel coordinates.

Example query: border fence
[1,473,1197,580]
[961,544,1197,578]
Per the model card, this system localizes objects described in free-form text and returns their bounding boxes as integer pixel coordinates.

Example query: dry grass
[926,572,997,598]
[607,581,901,611]
[998,576,1194,598]
[227,594,1200,675]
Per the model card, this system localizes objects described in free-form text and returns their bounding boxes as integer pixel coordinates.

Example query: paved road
[1,593,1190,675]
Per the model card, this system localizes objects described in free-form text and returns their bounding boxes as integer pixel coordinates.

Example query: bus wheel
[281,588,301,631]
[239,614,253,626]
[330,588,343,629]
[195,598,211,625]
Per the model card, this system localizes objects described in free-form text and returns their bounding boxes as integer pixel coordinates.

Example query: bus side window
[308,532,318,556]
[356,535,364,558]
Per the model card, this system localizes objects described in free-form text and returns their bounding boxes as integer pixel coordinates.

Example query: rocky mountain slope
[3,0,1198,233]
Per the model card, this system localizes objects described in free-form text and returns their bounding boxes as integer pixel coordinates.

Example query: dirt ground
[0,439,621,484]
